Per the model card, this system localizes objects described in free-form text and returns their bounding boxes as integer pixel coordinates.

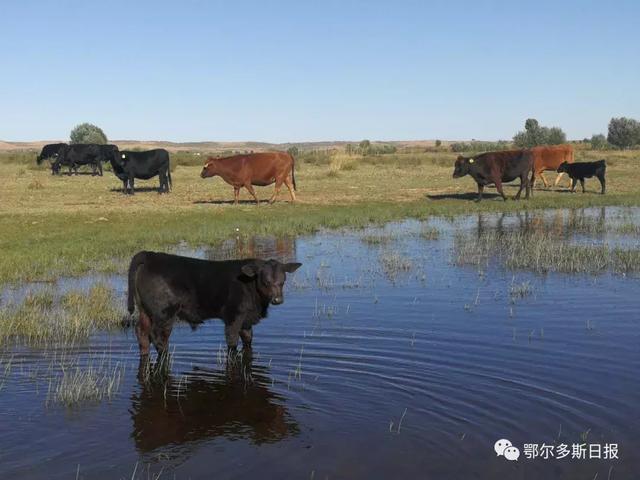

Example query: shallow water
[1,207,639,479]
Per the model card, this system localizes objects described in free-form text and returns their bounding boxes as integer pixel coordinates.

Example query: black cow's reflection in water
[130,351,299,454]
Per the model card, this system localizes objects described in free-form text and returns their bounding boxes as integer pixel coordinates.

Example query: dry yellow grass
[3,149,638,215]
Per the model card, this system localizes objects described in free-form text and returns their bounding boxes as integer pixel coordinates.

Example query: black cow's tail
[291,155,297,191]
[127,251,147,314]
[167,168,173,191]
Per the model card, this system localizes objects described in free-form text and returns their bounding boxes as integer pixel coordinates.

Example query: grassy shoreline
[2,149,640,285]
[3,193,640,285]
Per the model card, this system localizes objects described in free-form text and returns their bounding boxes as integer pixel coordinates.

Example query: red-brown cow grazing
[529,145,574,188]
[453,150,534,202]
[200,152,296,204]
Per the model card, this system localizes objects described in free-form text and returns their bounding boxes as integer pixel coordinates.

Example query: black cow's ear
[283,262,302,273]
[241,264,258,277]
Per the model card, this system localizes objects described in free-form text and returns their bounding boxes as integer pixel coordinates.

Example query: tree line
[69,117,640,156]
[512,117,640,149]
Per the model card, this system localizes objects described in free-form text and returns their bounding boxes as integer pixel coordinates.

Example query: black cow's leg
[239,328,253,350]
[598,174,606,194]
[151,322,173,357]
[128,176,135,195]
[580,179,586,193]
[136,310,152,357]
[475,184,484,202]
[158,172,167,193]
[225,319,243,354]
[122,180,127,194]
[571,178,577,193]
[514,175,525,200]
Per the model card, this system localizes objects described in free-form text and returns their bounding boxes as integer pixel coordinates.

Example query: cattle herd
[34,142,609,355]
[35,143,297,202]
[454,145,607,201]
[36,142,606,203]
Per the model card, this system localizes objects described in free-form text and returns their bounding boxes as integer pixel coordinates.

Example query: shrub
[70,123,108,144]
[607,117,640,149]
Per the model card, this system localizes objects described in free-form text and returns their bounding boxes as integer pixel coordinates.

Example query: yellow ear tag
[469,158,474,164]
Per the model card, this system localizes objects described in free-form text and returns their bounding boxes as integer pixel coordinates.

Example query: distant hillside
[0,139,446,153]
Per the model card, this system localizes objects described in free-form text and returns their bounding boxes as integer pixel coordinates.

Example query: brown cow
[529,145,574,188]
[453,150,534,202]
[200,151,296,204]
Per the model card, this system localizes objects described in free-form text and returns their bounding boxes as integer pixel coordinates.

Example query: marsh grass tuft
[420,225,440,240]
[47,354,124,407]
[379,251,413,281]
[509,279,534,300]
[361,232,398,245]
[455,227,640,275]
[0,283,122,346]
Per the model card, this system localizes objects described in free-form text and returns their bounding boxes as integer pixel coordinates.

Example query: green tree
[513,118,566,147]
[287,146,299,157]
[70,123,108,144]
[590,134,608,150]
[359,139,371,156]
[607,117,640,149]
[435,139,442,148]
[546,127,566,145]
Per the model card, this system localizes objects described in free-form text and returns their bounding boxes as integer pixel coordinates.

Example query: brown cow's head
[241,259,302,305]
[200,157,219,178]
[453,155,473,178]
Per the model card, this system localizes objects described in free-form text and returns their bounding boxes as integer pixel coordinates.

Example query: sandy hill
[0,139,443,153]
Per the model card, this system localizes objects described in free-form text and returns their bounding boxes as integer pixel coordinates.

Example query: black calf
[557,160,606,194]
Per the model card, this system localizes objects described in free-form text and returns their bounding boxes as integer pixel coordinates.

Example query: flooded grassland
[0,207,639,479]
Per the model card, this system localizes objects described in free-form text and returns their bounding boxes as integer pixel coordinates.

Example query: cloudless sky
[1,0,639,142]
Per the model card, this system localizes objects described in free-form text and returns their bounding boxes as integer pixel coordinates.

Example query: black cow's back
[111,149,171,193]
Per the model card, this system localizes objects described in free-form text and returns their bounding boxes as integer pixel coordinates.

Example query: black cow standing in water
[127,251,302,356]
[36,143,67,166]
[557,160,606,194]
[109,149,172,194]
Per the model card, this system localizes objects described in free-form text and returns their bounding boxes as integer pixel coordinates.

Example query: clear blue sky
[1,0,638,142]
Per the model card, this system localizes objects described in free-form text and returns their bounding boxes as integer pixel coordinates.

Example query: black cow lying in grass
[557,160,606,194]
[453,150,534,202]
[127,251,302,356]
[109,149,172,194]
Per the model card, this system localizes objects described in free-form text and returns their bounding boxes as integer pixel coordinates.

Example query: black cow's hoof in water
[120,315,134,328]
